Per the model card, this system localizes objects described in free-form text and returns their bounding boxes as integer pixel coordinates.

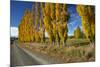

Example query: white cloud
[10,27,18,38]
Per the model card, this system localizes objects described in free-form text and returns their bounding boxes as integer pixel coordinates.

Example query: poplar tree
[76,5,95,43]
[74,26,82,39]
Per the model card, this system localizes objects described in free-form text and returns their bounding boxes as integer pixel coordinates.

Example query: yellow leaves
[76,5,86,16]
[56,3,61,21]
[45,3,50,17]
[18,2,69,46]
[34,31,40,42]
[40,3,68,45]
[18,9,35,42]
[76,5,95,42]
[50,3,55,20]
[91,21,95,36]
[74,26,82,39]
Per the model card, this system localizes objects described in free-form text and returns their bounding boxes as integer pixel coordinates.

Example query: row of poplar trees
[73,5,95,43]
[76,5,95,43]
[18,2,95,46]
[19,2,69,46]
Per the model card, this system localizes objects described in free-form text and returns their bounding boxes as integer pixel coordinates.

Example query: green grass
[67,39,90,46]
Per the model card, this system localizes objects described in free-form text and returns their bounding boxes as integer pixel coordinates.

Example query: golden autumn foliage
[74,26,82,39]
[56,3,61,22]
[18,10,35,42]
[56,4,68,46]
[18,2,69,46]
[76,5,95,42]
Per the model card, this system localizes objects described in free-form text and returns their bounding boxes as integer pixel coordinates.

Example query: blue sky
[67,4,82,35]
[10,1,82,36]
[10,1,33,27]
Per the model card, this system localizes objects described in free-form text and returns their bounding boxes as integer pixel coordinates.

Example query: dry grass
[42,44,95,62]
[20,42,95,63]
